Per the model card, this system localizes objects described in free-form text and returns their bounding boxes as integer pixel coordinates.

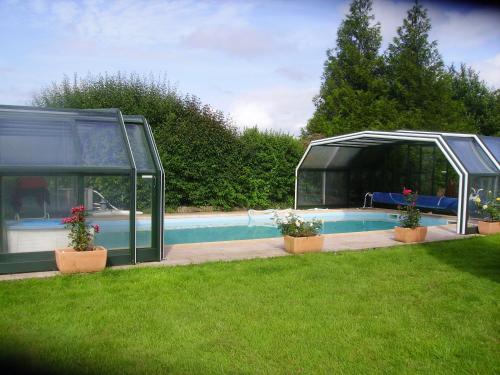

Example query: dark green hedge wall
[33,74,304,210]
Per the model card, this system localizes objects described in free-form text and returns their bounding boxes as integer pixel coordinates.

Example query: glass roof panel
[0,107,130,169]
[443,136,498,174]
[300,145,361,169]
[479,135,500,163]
[125,122,155,172]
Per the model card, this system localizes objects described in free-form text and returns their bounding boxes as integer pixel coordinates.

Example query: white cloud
[52,0,79,24]
[431,9,500,50]
[275,66,308,82]
[372,0,409,47]
[471,53,500,88]
[373,0,500,51]
[184,25,284,59]
[229,86,317,135]
[22,0,258,49]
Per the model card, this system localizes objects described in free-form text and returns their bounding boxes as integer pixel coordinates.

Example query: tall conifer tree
[386,1,474,132]
[304,0,396,137]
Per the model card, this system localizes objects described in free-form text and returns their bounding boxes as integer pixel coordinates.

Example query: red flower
[403,188,412,196]
[93,224,100,234]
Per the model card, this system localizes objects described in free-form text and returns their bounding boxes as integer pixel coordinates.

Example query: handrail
[363,192,373,209]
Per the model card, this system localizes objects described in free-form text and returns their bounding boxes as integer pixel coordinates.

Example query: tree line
[304,0,499,138]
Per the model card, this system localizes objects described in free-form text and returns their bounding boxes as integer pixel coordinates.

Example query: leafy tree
[449,63,500,136]
[385,1,475,132]
[304,0,397,137]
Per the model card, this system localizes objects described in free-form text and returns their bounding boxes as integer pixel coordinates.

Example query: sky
[0,0,499,135]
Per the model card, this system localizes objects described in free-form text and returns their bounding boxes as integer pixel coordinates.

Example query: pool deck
[0,223,468,281]
[162,223,462,265]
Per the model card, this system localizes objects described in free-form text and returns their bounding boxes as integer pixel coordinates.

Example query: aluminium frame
[295,131,500,235]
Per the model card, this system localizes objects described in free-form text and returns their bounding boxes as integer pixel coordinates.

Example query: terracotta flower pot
[284,235,324,254]
[394,226,427,243]
[55,246,107,274]
[477,220,500,235]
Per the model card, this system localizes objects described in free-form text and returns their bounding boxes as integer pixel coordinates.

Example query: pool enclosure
[0,105,164,274]
[295,130,500,234]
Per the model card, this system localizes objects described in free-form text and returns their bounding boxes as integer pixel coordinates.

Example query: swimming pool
[164,211,449,245]
[4,210,450,252]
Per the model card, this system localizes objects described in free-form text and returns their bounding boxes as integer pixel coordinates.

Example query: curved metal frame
[295,131,500,235]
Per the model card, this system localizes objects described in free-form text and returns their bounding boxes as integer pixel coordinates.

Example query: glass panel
[76,119,130,167]
[0,109,130,168]
[125,123,155,172]
[137,175,154,248]
[297,170,323,207]
[325,171,348,206]
[444,136,497,173]
[468,175,499,221]
[479,136,500,163]
[1,175,78,253]
[0,174,133,254]
[0,114,76,166]
[84,176,131,250]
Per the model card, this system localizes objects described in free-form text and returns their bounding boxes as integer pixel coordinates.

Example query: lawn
[1,235,499,375]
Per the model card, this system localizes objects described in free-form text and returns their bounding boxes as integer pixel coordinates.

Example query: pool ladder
[362,192,373,209]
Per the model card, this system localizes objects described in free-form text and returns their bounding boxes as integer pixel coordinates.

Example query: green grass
[1,235,499,374]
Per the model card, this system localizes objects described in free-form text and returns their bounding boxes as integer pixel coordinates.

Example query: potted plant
[55,205,107,274]
[474,191,500,234]
[274,213,323,253]
[394,188,427,243]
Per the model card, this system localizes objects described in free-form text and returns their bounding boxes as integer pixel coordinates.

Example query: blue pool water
[5,211,450,248]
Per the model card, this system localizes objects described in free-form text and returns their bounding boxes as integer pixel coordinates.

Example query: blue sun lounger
[372,192,458,213]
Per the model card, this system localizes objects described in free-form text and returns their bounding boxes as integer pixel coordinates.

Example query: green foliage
[474,191,500,222]
[274,212,322,237]
[305,0,395,136]
[239,128,304,208]
[449,64,500,136]
[305,0,498,137]
[34,73,304,210]
[398,189,421,229]
[385,2,474,133]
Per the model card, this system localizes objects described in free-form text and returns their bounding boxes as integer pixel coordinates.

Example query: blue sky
[1,0,499,135]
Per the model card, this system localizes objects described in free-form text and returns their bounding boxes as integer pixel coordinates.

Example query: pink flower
[62,216,77,224]
[71,205,85,214]
[93,224,100,234]
[403,188,412,196]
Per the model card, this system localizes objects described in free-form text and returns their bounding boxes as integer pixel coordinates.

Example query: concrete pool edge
[0,223,471,281]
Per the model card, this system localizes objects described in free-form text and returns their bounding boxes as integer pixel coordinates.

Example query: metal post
[431,146,436,195]
[130,170,137,264]
[0,176,4,252]
[117,111,137,264]
[322,171,326,206]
